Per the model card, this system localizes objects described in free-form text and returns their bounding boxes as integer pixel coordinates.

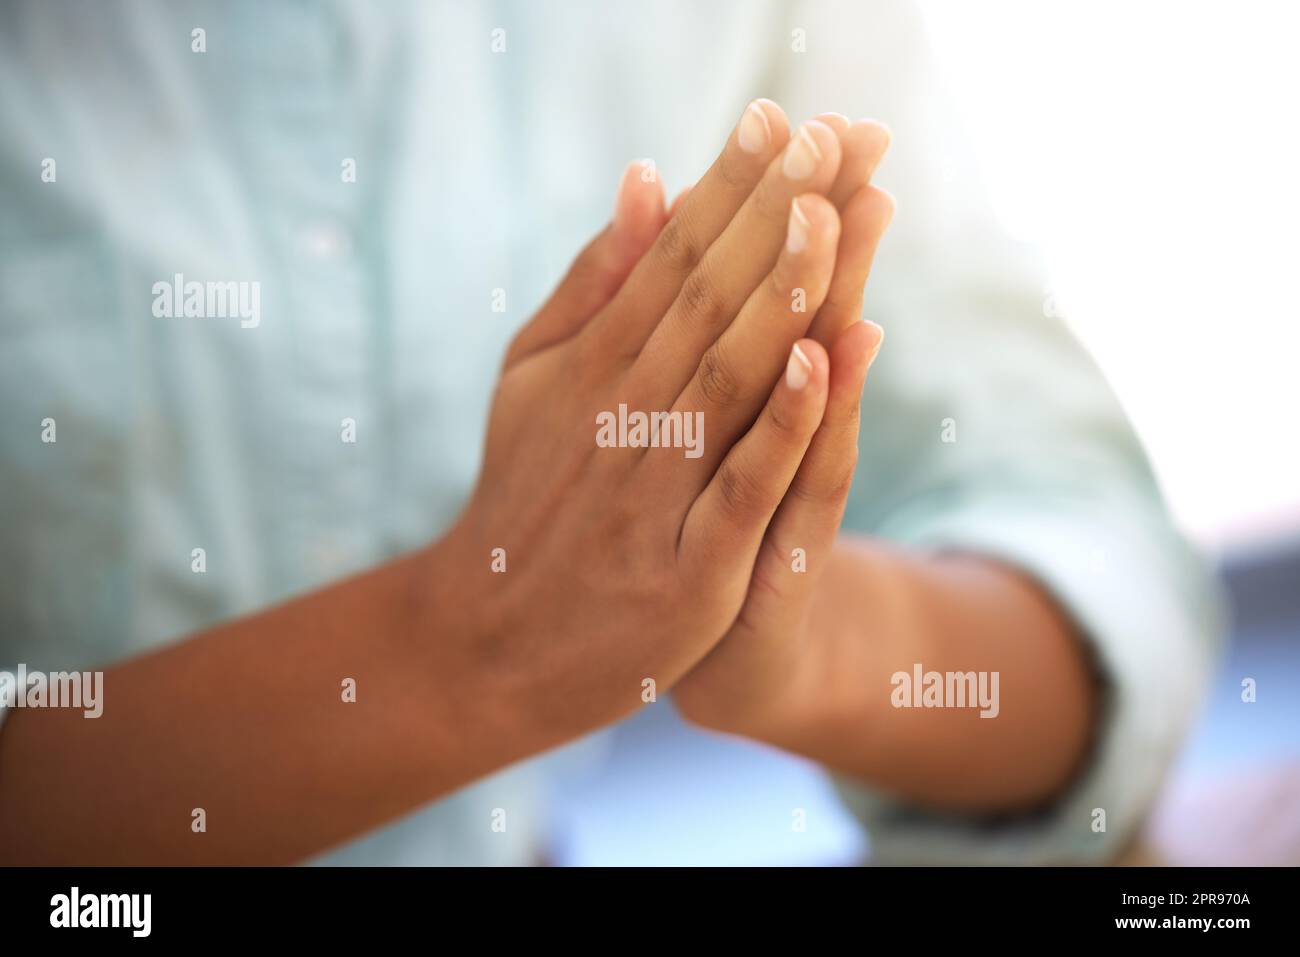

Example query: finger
[823,117,891,209]
[683,323,883,719]
[744,320,884,625]
[664,193,839,480]
[628,120,843,405]
[668,186,692,218]
[680,338,829,578]
[585,99,790,356]
[814,111,851,135]
[504,161,665,369]
[807,185,895,346]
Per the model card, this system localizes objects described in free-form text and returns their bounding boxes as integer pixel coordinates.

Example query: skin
[0,101,1094,864]
[672,112,1095,810]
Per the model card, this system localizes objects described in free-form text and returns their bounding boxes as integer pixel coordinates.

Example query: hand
[673,131,896,736]
[425,100,859,743]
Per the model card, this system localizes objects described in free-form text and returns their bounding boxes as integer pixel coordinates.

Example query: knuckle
[822,401,861,442]
[679,263,728,329]
[696,342,742,407]
[840,396,863,427]
[716,457,766,518]
[656,214,703,275]
[766,392,802,439]
[820,469,857,503]
[765,263,794,307]
[749,536,791,601]
[815,448,859,502]
[820,285,861,315]
[789,437,858,505]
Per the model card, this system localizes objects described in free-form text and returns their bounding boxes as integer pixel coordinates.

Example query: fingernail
[856,118,893,148]
[738,101,772,154]
[864,320,885,365]
[786,342,812,390]
[880,188,897,227]
[786,198,811,254]
[612,161,638,230]
[854,121,893,182]
[782,124,823,180]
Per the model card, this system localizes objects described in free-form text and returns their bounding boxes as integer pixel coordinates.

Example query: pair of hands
[428,100,894,743]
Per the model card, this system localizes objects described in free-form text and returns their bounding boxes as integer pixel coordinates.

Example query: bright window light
[920,0,1300,551]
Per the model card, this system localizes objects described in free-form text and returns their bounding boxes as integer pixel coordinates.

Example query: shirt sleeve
[834,494,1223,864]
[773,0,1226,863]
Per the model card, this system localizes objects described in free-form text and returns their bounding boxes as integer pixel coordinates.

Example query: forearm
[748,535,1097,812]
[0,546,540,865]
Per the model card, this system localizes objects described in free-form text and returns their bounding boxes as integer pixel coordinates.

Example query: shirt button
[309,539,351,579]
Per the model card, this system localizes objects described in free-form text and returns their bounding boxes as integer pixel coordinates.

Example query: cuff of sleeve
[833,498,1225,865]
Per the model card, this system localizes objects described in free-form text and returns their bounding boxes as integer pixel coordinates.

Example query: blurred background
[545,0,1300,865]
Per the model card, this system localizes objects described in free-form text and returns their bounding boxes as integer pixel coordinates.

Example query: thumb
[504,161,666,369]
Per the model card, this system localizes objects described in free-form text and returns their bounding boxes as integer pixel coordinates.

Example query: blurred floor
[545,702,868,867]
[1135,539,1300,865]
[546,540,1300,866]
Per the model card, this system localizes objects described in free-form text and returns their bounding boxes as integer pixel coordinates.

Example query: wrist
[405,516,573,775]
[675,615,817,741]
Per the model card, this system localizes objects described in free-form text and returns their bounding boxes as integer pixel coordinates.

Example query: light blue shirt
[0,0,1222,864]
